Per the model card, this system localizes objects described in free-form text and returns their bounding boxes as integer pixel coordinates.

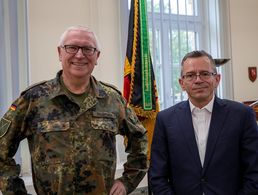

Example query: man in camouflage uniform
[0,26,148,195]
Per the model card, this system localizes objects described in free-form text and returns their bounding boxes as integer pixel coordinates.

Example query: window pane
[153,29,162,65]
[171,66,181,103]
[147,0,161,13]
[180,0,194,15]
[170,0,178,14]
[168,29,197,105]
[148,0,196,15]
[164,0,169,13]
[155,63,164,107]
[154,0,161,13]
[171,30,196,63]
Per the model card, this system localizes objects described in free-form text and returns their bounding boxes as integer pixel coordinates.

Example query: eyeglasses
[182,71,217,82]
[61,45,97,56]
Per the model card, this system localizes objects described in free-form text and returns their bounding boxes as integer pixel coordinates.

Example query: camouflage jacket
[0,71,148,195]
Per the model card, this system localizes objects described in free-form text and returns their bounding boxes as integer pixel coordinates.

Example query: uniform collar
[48,70,108,100]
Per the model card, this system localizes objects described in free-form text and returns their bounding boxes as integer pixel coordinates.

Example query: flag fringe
[130,105,158,119]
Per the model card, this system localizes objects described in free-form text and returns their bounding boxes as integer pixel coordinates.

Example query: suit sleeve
[149,113,175,195]
[239,106,258,194]
[0,96,28,194]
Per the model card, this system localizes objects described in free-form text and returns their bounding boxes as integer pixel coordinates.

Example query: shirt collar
[189,95,215,113]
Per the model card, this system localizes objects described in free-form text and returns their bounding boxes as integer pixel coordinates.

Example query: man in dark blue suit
[149,50,258,195]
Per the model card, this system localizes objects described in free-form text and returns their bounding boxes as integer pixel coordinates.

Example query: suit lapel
[178,101,202,168]
[203,97,228,171]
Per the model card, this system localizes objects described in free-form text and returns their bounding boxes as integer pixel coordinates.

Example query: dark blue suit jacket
[149,97,258,195]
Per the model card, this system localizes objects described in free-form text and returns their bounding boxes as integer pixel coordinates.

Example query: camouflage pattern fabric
[0,70,148,195]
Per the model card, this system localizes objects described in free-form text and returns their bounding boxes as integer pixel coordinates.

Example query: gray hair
[58,25,101,50]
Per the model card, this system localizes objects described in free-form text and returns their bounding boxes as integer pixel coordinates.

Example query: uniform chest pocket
[91,111,117,133]
[38,120,70,133]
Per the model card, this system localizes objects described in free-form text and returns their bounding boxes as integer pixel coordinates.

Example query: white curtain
[0,0,29,117]
[0,0,29,168]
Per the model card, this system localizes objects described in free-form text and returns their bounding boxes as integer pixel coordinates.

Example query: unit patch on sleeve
[0,118,11,138]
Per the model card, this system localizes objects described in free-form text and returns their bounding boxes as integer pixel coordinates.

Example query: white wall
[229,0,258,102]
[27,0,123,89]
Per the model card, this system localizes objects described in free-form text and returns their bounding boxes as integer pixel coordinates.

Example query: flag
[123,0,159,159]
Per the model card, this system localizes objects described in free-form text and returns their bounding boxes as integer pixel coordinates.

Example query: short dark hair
[181,50,217,75]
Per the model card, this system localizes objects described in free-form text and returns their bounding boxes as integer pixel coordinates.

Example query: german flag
[123,0,159,159]
[10,104,17,111]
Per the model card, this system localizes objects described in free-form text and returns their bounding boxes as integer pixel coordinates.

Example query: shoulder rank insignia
[21,80,47,95]
[99,81,122,95]
[0,118,11,138]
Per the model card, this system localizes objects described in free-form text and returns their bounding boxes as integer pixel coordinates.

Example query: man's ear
[179,78,186,91]
[97,51,100,58]
[57,47,62,62]
[95,51,101,65]
[214,74,221,88]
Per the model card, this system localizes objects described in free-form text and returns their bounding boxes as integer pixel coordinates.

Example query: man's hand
[109,180,127,195]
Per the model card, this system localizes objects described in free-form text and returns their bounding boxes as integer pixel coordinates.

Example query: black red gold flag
[123,0,159,159]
